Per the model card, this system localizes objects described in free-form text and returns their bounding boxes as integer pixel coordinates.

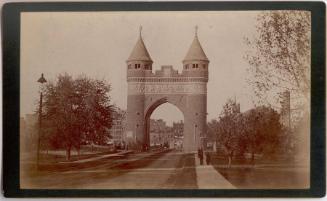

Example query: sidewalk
[195,154,236,189]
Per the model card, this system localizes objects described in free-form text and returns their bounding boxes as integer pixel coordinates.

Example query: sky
[20,11,260,125]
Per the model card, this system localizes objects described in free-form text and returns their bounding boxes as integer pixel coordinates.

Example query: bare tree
[245,11,310,108]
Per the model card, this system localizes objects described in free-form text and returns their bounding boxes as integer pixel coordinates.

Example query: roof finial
[195,25,198,37]
[139,25,143,38]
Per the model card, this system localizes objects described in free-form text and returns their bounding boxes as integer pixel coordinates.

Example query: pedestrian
[206,152,211,165]
[199,148,204,165]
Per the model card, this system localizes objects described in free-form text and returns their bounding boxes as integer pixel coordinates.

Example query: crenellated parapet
[127,65,208,82]
[154,66,179,77]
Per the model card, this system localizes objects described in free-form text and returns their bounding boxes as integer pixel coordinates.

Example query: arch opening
[144,99,184,151]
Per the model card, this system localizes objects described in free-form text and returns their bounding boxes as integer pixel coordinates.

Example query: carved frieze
[128,82,207,95]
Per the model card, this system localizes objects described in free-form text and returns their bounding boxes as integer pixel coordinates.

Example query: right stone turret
[182,26,209,80]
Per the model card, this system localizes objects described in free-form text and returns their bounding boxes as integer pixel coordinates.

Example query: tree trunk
[66,147,71,161]
[228,151,233,168]
[228,155,232,168]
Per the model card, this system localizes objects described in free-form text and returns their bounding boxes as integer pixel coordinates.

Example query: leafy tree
[216,99,242,167]
[214,99,282,166]
[242,106,282,164]
[245,11,310,107]
[207,119,218,143]
[42,74,113,160]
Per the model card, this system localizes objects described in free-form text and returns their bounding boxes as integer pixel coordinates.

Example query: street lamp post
[37,73,46,170]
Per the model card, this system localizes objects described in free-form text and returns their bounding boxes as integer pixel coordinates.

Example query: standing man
[199,148,204,165]
[206,152,211,165]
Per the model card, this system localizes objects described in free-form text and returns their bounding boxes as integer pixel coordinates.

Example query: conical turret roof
[183,29,209,62]
[127,29,152,62]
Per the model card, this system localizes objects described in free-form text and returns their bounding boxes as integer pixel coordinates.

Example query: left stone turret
[127,26,153,78]
[126,27,152,150]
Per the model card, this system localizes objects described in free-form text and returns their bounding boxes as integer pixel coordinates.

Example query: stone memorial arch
[125,27,209,152]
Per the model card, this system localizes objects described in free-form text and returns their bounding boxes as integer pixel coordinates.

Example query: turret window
[145,64,151,70]
[192,64,199,68]
[128,64,132,69]
[135,64,141,69]
[202,64,206,69]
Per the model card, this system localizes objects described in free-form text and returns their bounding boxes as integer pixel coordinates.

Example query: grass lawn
[210,154,310,189]
[20,146,118,177]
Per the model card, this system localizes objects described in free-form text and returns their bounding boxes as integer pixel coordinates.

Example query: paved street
[21,150,200,189]
[21,149,307,189]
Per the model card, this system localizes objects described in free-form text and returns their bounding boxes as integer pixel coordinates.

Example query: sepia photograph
[18,10,312,190]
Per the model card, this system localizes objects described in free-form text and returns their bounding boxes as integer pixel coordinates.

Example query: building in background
[20,114,38,152]
[172,120,184,138]
[149,119,166,146]
[172,120,184,150]
[279,90,299,155]
[109,106,126,147]
[149,119,174,148]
